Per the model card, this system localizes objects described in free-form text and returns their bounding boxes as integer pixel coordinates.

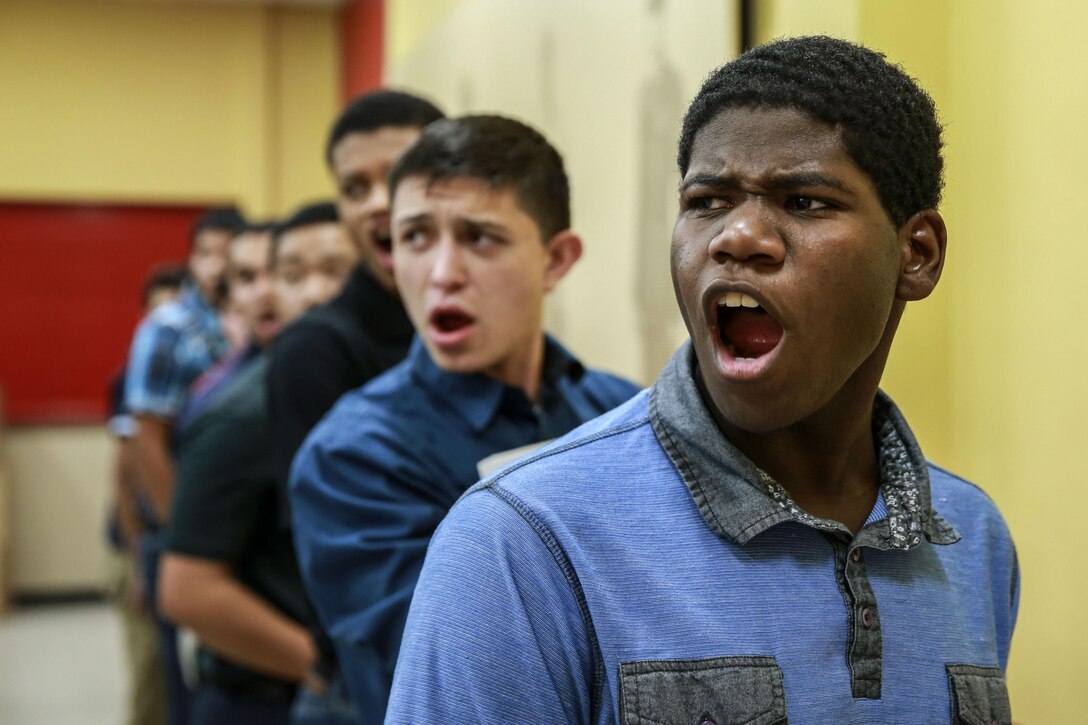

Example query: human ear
[543,230,584,292]
[896,209,946,301]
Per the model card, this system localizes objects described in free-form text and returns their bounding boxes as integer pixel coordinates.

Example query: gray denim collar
[649,342,960,549]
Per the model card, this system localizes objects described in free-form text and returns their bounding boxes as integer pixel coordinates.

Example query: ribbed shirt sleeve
[386,487,596,725]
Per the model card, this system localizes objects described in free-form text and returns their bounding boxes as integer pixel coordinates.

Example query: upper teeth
[718,292,761,309]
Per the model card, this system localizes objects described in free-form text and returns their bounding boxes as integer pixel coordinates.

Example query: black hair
[272,201,339,243]
[141,264,187,307]
[325,90,445,166]
[229,220,278,242]
[677,35,944,226]
[389,114,571,240]
[190,206,247,247]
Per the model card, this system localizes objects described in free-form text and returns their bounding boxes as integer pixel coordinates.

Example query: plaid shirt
[124,282,227,420]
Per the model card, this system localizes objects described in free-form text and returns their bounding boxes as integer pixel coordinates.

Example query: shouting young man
[290,115,640,724]
[386,37,1019,724]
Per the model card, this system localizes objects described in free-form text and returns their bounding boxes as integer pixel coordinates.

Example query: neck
[487,332,546,404]
[717,391,880,534]
[705,319,900,534]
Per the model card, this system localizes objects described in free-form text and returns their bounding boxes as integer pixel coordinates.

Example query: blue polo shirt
[289,336,639,724]
[387,342,1019,725]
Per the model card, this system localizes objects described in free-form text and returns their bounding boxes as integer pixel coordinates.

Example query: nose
[429,238,467,290]
[707,200,786,266]
[255,272,275,301]
[301,274,337,311]
[366,181,389,215]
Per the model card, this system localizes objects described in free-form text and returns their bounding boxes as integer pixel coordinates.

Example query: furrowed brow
[679,171,851,194]
[763,171,850,194]
[679,173,731,194]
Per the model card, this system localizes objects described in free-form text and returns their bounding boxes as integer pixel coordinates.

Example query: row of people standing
[114,33,1019,725]
[113,89,639,724]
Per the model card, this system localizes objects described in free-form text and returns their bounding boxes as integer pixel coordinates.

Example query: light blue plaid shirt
[124,281,226,421]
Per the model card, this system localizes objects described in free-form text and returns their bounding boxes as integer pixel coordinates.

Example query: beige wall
[0,0,340,216]
[0,0,342,595]
[4,428,113,594]
[387,0,740,386]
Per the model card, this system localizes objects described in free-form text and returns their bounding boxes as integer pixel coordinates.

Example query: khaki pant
[106,549,168,725]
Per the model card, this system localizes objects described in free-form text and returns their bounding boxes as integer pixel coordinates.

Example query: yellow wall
[0,0,341,595]
[386,0,739,385]
[0,0,340,216]
[757,2,1086,721]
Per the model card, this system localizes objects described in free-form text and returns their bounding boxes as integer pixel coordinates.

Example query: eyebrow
[680,171,851,195]
[395,213,513,235]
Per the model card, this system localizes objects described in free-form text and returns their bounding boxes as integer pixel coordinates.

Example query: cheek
[669,240,703,326]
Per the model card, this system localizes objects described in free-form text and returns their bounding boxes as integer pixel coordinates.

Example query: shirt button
[851,548,862,562]
[699,720,717,725]
[861,607,874,628]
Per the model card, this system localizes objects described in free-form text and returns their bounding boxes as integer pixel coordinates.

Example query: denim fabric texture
[124,281,226,419]
[387,342,1019,724]
[290,336,639,725]
[946,664,1012,725]
[619,656,786,725]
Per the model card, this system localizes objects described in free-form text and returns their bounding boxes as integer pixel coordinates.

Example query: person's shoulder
[927,463,1012,540]
[191,371,266,438]
[213,358,267,412]
[132,298,188,341]
[475,390,656,498]
[273,304,353,352]
[152,296,191,324]
[301,358,420,451]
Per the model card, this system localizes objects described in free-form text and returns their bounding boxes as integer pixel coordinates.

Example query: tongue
[722,309,783,358]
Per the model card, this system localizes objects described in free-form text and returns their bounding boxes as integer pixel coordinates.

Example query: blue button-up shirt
[289,336,639,723]
[124,281,226,420]
[386,342,1019,724]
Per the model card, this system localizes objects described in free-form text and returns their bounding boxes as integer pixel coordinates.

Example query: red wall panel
[341,0,385,101]
[0,202,205,424]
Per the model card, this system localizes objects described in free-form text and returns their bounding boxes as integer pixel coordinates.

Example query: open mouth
[715,291,784,360]
[432,309,474,333]
[374,229,393,256]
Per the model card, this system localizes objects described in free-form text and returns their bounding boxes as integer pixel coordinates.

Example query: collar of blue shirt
[649,342,960,550]
[406,335,586,434]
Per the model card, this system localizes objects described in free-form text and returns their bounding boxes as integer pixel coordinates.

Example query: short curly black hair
[678,35,943,226]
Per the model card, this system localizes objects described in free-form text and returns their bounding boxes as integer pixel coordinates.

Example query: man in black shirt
[267,91,444,486]
[264,90,444,721]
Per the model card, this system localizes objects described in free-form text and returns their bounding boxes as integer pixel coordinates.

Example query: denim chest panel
[617,656,1011,725]
[619,656,787,725]
[946,665,1011,725]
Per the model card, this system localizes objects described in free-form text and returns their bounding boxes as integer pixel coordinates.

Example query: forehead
[686,107,860,183]
[394,176,535,225]
[277,223,352,261]
[192,227,233,252]
[228,233,271,264]
[331,126,422,177]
